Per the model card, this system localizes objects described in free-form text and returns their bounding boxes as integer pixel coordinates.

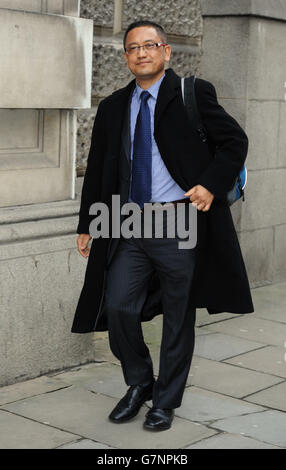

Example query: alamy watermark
[89,195,197,249]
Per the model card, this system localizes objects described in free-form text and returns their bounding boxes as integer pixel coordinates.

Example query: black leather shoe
[108,381,154,423]
[143,407,175,431]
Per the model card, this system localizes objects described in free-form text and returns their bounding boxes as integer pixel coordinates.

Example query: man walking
[72,20,254,431]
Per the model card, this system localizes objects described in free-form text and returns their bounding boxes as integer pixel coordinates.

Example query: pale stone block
[0,110,76,206]
[201,17,250,99]
[46,0,80,16]
[0,109,42,151]
[245,100,280,170]
[0,9,93,108]
[0,198,79,225]
[201,0,286,21]
[0,216,77,244]
[0,0,42,12]
[0,233,96,386]
[246,18,286,101]
[0,0,80,16]
[274,224,286,282]
[202,16,286,102]
[278,102,286,168]
[62,0,80,17]
[45,0,64,15]
[240,169,286,231]
[217,98,247,130]
[238,228,274,286]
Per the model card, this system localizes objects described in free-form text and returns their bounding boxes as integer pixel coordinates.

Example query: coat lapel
[118,68,181,162]
[154,68,182,130]
[121,83,135,164]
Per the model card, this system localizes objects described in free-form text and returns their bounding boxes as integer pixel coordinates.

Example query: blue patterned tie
[131,90,152,209]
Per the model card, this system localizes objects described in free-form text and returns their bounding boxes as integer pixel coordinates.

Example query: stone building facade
[0,0,285,386]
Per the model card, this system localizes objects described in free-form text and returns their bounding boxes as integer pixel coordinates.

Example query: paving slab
[1,281,285,449]
[224,345,286,378]
[55,362,147,401]
[142,317,163,346]
[188,357,283,398]
[178,386,265,422]
[194,327,216,336]
[0,375,71,406]
[0,409,78,449]
[193,332,265,361]
[204,315,286,347]
[249,293,286,324]
[195,309,241,327]
[211,410,286,447]
[185,432,281,449]
[252,281,286,299]
[1,386,216,449]
[57,439,115,449]
[244,381,286,412]
[51,362,123,393]
[142,316,214,348]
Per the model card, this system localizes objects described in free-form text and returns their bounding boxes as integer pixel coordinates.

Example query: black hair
[123,20,167,50]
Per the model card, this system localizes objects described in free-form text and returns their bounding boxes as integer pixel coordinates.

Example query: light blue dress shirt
[128,73,189,203]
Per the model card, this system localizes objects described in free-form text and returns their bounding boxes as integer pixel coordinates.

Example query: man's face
[124,26,171,80]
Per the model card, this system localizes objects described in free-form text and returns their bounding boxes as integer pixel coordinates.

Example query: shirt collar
[134,72,165,100]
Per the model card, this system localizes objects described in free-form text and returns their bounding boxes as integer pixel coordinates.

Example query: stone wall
[0,1,95,387]
[200,0,286,286]
[76,0,203,175]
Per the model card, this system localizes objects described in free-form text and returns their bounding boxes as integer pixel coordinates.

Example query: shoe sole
[108,394,153,423]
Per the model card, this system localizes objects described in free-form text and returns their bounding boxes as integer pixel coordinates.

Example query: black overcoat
[71,68,254,334]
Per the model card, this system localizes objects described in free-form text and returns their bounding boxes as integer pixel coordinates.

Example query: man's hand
[184,185,214,212]
[77,234,92,258]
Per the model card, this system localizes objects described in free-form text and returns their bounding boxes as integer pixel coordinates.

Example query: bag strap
[181,75,208,143]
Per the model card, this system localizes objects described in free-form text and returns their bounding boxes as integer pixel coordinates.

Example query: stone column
[200,0,286,286]
[0,1,94,386]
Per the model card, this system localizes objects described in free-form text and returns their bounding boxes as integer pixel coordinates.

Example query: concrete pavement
[0,281,285,449]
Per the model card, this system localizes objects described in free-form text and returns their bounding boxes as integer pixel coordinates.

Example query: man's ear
[123,52,128,65]
[165,45,172,63]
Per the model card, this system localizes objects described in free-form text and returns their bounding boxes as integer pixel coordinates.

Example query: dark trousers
[103,205,197,409]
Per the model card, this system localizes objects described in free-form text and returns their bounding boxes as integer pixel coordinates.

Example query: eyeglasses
[125,42,168,55]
